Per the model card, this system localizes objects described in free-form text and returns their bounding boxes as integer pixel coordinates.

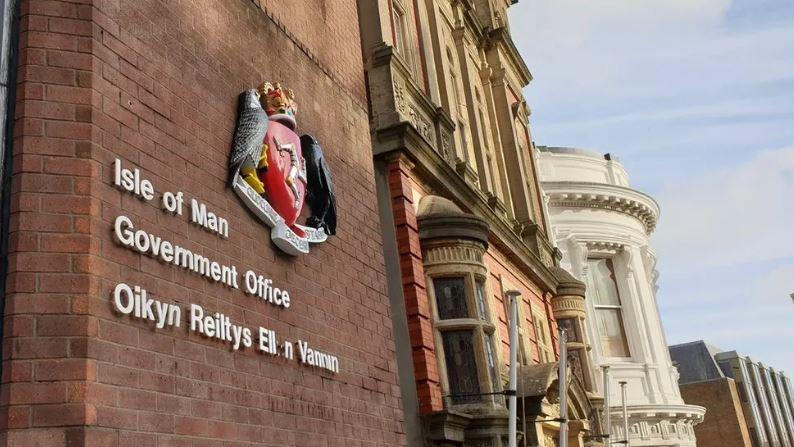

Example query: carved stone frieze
[408,105,433,142]
[393,79,406,114]
[551,296,585,315]
[440,130,452,160]
[424,243,485,266]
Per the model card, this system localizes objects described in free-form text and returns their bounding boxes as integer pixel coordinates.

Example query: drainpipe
[0,0,20,380]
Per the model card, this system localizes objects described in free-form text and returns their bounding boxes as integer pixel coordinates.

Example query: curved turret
[538,146,705,446]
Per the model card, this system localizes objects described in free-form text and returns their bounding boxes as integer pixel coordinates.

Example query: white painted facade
[537,147,705,446]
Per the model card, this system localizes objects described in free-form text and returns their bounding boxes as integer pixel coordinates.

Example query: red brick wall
[484,248,557,367]
[1,0,405,445]
[680,378,752,447]
[385,156,442,415]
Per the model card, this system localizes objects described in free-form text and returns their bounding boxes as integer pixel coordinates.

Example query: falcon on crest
[228,89,269,191]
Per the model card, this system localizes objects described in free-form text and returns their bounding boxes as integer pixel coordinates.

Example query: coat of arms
[228,82,337,255]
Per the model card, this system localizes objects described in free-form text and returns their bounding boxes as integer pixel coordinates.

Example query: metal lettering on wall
[106,83,341,373]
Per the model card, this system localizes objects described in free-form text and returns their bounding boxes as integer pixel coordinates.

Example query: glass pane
[596,308,630,357]
[587,258,622,306]
[485,333,499,388]
[568,350,584,384]
[558,318,578,343]
[434,277,469,320]
[442,330,482,404]
[475,280,487,321]
[392,9,405,54]
[534,314,547,345]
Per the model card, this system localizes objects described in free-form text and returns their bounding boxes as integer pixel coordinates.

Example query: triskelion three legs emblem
[272,136,307,208]
[227,82,337,255]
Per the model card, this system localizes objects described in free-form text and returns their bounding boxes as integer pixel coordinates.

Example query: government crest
[228,82,337,255]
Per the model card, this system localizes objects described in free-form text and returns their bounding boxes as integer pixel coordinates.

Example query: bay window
[430,273,500,407]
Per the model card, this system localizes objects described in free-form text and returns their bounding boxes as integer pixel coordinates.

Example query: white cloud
[660,260,794,370]
[510,0,733,95]
[653,146,794,371]
[654,145,794,272]
[509,0,794,372]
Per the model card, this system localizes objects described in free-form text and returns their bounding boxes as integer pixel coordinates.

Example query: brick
[34,359,96,381]
[10,252,71,272]
[37,315,98,336]
[43,156,98,177]
[17,100,75,120]
[48,17,92,36]
[23,31,79,52]
[32,403,93,427]
[7,382,68,405]
[39,233,93,253]
[47,49,95,70]
[99,362,141,387]
[26,1,79,19]
[41,195,95,214]
[18,82,45,100]
[19,65,76,85]
[45,120,92,139]
[45,84,91,104]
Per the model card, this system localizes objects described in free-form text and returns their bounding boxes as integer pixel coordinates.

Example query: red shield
[258,121,305,227]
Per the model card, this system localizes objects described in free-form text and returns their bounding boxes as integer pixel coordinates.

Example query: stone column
[551,267,595,394]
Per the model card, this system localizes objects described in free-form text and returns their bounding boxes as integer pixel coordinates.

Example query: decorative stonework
[583,240,625,254]
[393,79,406,113]
[424,243,485,266]
[551,296,586,315]
[543,182,659,234]
[440,130,452,160]
[409,105,433,142]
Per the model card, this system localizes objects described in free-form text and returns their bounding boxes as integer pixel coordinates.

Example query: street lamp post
[558,327,568,447]
[506,291,521,447]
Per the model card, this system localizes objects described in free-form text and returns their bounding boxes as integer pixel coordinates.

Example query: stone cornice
[374,125,560,292]
[483,26,532,85]
[612,403,706,421]
[542,181,660,234]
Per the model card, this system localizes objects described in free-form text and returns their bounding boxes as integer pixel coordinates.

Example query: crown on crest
[257,82,297,129]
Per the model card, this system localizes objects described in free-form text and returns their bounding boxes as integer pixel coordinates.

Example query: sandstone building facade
[358,1,603,446]
[0,0,406,445]
[537,147,705,446]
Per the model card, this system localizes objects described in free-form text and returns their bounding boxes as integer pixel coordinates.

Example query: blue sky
[509,0,794,373]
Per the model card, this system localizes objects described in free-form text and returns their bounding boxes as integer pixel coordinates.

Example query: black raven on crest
[300,135,337,235]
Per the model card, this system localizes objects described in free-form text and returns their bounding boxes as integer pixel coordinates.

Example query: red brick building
[679,378,751,447]
[0,0,405,445]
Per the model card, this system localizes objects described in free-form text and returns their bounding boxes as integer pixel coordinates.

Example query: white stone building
[537,146,705,446]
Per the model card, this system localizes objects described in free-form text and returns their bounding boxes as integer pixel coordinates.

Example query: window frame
[428,271,501,409]
[586,257,632,360]
[529,302,554,364]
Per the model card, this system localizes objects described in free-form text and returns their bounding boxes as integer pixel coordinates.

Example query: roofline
[537,145,619,162]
